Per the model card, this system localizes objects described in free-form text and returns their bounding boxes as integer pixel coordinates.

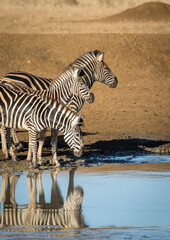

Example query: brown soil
[0,1,170,174]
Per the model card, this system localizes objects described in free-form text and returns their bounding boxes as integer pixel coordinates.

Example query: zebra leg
[11,128,24,152]
[51,129,60,166]
[1,126,9,159]
[28,128,38,168]
[37,129,47,165]
[1,126,18,161]
[26,139,32,162]
[6,127,18,161]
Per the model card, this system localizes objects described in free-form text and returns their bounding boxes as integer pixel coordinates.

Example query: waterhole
[0,155,170,239]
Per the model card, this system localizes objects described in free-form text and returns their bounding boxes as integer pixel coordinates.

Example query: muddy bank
[0,131,169,174]
[1,158,170,175]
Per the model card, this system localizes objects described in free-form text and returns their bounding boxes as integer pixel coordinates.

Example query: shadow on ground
[0,133,169,168]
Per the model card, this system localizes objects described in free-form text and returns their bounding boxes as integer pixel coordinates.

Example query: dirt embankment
[0,1,170,33]
[99,2,170,22]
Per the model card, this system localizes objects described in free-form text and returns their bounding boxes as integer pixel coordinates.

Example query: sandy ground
[0,0,170,173]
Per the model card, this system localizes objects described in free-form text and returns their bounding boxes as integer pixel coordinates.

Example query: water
[0,155,170,239]
[89,154,170,164]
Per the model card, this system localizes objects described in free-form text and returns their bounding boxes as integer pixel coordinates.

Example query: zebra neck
[33,89,49,99]
[66,95,84,113]
[49,70,74,104]
[36,89,56,102]
[47,103,77,133]
[84,63,96,88]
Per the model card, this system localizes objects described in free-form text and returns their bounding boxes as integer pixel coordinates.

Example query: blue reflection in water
[0,169,85,228]
[0,167,170,231]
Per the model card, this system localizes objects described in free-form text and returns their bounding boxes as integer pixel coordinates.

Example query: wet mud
[0,131,170,174]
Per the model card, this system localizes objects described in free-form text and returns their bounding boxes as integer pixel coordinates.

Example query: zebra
[1,49,118,164]
[0,169,86,228]
[0,84,84,168]
[2,65,95,105]
[0,65,93,164]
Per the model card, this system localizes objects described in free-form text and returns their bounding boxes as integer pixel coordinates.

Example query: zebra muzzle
[73,146,84,158]
[109,76,118,88]
[87,92,95,104]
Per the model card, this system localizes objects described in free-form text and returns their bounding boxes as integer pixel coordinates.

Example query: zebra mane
[76,50,102,59]
[93,49,102,57]
[0,82,24,95]
[50,50,102,88]
[0,82,56,108]
[50,65,72,86]
[72,50,102,66]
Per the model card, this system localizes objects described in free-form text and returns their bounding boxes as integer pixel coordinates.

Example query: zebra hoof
[37,162,45,166]
[55,161,61,167]
[16,143,25,152]
[51,161,60,167]
[28,161,33,168]
[12,158,18,162]
[29,163,39,169]
[4,154,10,160]
[11,144,18,153]
[33,163,39,169]
[51,157,60,167]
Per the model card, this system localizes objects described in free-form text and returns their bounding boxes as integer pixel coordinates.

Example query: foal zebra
[0,84,84,168]
[1,49,118,163]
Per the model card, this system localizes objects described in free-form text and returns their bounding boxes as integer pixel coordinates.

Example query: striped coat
[1,50,118,164]
[0,84,84,167]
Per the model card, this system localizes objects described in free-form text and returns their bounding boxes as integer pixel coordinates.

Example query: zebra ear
[72,66,86,78]
[77,67,86,77]
[72,66,83,78]
[77,114,85,126]
[97,52,104,62]
[72,66,79,78]
[72,115,85,128]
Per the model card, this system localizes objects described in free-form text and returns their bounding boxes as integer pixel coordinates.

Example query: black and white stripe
[1,66,91,164]
[1,50,118,111]
[0,84,84,167]
[1,65,94,108]
[1,50,118,163]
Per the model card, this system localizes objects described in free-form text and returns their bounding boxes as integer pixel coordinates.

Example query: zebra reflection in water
[0,169,86,228]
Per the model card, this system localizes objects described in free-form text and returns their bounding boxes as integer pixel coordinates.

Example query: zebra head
[93,50,118,88]
[64,115,84,158]
[70,66,95,104]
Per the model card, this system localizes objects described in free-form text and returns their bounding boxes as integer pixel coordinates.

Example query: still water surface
[0,156,170,239]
